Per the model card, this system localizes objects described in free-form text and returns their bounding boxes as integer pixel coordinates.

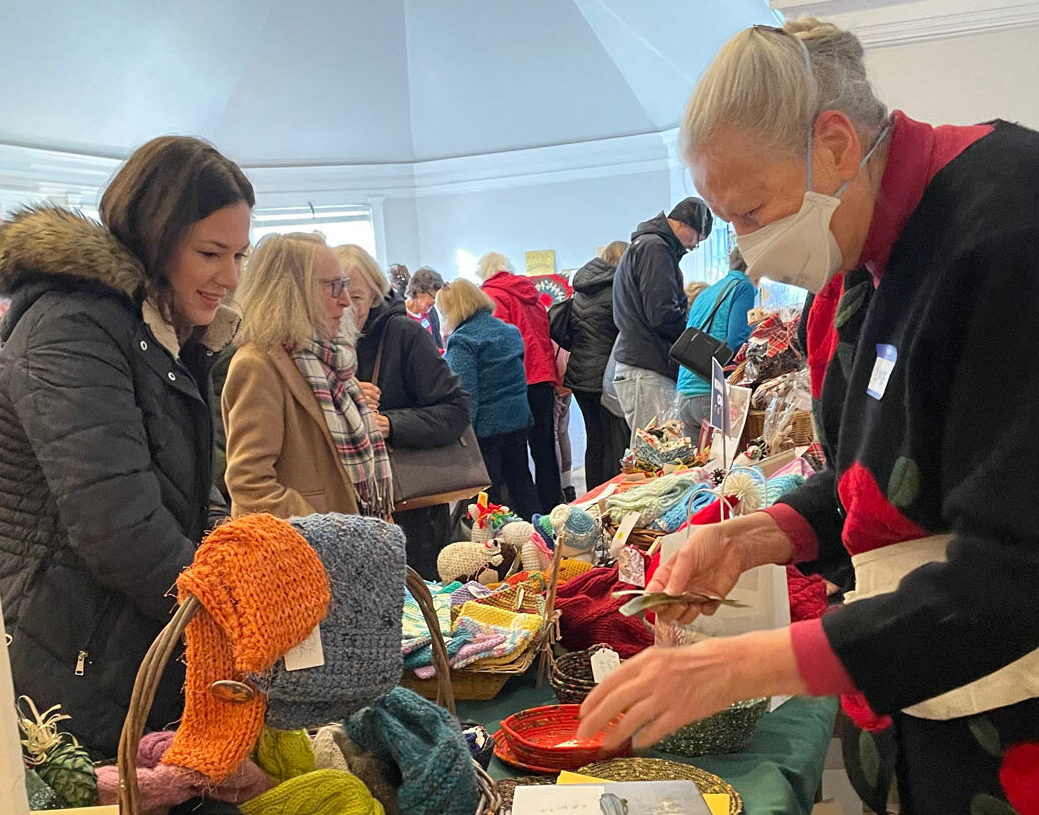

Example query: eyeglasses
[321,277,348,298]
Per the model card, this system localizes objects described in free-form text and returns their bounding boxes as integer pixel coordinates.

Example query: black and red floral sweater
[761,112,1039,715]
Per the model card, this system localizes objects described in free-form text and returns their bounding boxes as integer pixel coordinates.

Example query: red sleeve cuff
[760,504,819,563]
[790,618,856,696]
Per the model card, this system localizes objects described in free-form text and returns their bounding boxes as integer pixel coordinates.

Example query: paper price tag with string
[609,511,640,559]
[617,546,645,587]
[590,646,621,684]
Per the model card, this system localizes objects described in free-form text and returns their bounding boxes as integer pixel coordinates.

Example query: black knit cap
[668,196,714,239]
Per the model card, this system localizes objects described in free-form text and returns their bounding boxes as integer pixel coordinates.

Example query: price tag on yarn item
[283,624,325,671]
[867,343,898,400]
[590,646,621,684]
[609,511,640,558]
[617,546,645,588]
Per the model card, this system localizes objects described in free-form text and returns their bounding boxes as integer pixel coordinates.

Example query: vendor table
[456,674,838,815]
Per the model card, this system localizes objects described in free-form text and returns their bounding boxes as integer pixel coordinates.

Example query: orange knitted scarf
[161,514,330,782]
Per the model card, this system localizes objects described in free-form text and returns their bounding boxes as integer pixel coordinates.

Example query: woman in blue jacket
[438,279,540,520]
[676,245,757,434]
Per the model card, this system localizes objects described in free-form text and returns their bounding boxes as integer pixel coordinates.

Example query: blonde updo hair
[237,232,340,350]
[436,279,496,333]
[334,244,389,307]
[599,241,629,267]
[477,251,514,281]
[680,18,887,162]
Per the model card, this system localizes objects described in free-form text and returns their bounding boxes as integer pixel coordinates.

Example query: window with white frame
[251,205,376,256]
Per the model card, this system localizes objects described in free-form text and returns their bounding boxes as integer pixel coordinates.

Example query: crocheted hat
[345,688,479,815]
[161,514,330,782]
[239,769,384,815]
[548,504,599,559]
[263,513,406,730]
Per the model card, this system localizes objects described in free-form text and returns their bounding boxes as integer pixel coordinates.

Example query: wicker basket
[742,409,814,448]
[656,697,769,757]
[400,543,566,702]
[549,644,612,704]
[601,518,666,552]
[116,566,500,815]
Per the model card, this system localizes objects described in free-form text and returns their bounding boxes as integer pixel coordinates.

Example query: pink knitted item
[412,629,508,678]
[97,731,272,815]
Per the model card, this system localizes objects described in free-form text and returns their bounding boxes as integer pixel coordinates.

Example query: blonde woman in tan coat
[222,232,393,519]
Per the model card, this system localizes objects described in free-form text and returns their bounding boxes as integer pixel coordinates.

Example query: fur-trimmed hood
[0,206,146,300]
[0,206,239,353]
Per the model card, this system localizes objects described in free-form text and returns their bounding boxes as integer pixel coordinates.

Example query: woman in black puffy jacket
[552,242,631,489]
[0,137,253,758]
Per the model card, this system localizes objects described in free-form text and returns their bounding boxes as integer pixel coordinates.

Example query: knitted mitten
[345,688,478,815]
[238,769,384,815]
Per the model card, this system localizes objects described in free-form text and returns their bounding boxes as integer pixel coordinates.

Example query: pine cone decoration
[36,740,98,808]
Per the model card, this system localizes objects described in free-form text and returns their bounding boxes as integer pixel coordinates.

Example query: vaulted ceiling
[0,0,775,164]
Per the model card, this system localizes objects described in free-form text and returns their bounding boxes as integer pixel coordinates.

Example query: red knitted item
[555,565,654,658]
[1001,742,1039,815]
[785,565,827,622]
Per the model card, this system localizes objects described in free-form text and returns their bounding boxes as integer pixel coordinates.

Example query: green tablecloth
[456,675,838,815]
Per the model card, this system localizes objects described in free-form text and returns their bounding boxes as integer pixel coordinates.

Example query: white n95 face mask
[735,36,889,293]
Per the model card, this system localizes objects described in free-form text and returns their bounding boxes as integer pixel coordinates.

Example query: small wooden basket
[116,566,500,814]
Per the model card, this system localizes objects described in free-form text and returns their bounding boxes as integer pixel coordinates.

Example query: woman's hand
[358,381,381,410]
[577,628,807,751]
[374,413,391,437]
[650,512,795,626]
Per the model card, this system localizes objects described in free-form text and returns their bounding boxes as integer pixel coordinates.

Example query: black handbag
[669,279,739,379]
[372,325,491,512]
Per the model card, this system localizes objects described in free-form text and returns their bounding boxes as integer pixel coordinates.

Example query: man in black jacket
[611,197,713,442]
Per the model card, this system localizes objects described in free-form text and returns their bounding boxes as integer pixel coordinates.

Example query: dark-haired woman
[0,136,253,757]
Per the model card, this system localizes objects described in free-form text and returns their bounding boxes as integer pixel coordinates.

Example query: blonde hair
[599,241,629,267]
[680,18,887,161]
[237,232,333,350]
[436,279,495,332]
[685,280,708,307]
[334,244,389,306]
[477,251,513,280]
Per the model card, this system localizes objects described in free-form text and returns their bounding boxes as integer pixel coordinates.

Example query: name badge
[867,344,897,400]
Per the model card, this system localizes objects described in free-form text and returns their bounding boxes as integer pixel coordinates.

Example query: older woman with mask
[579,18,1039,814]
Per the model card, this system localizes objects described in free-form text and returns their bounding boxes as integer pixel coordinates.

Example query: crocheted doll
[436,539,516,584]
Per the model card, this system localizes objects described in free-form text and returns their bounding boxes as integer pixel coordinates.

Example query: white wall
[862,25,1039,129]
[407,168,671,280]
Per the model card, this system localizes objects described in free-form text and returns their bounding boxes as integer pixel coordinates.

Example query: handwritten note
[284,624,325,671]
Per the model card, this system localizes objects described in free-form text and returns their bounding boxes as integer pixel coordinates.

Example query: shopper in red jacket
[478,252,562,512]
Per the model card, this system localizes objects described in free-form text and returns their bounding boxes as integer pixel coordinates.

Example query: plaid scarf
[290,339,393,519]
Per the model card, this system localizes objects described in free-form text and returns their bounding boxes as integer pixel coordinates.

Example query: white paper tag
[617,546,645,587]
[867,344,897,400]
[609,511,640,557]
[283,624,325,671]
[590,646,621,684]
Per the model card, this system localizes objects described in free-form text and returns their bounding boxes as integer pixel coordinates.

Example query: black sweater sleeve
[777,468,853,589]
[383,320,471,449]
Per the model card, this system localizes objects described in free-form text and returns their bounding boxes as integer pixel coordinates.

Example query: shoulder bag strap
[699,279,740,333]
[371,322,389,387]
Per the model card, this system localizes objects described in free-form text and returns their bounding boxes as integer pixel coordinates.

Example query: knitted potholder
[263,514,406,730]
